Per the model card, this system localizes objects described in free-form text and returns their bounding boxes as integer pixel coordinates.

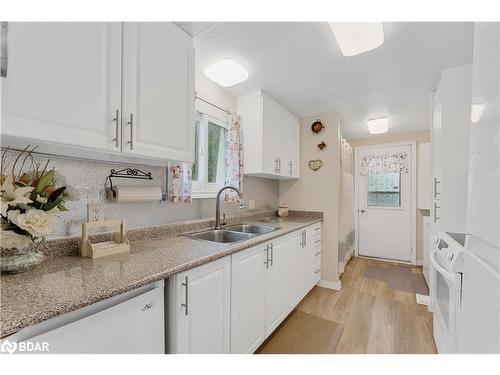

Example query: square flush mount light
[329,23,384,56]
[367,117,389,134]
[203,58,248,87]
[471,103,485,123]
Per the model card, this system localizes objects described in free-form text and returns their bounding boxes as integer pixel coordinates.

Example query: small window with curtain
[367,172,401,207]
[192,112,227,197]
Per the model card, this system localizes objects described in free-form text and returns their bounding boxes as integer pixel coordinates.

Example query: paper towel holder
[106,168,153,199]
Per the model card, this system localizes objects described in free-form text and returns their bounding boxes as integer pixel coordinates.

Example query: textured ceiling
[192,22,474,139]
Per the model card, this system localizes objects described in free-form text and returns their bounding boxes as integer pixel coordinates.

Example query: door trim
[354,141,417,265]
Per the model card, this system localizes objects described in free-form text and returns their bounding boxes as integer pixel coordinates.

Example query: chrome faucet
[215,186,245,229]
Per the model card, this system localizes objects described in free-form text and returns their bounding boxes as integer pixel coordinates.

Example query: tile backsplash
[2,150,279,238]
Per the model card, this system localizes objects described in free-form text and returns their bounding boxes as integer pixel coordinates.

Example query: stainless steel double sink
[185,224,278,243]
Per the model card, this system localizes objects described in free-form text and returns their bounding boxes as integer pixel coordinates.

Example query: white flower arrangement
[1,147,76,251]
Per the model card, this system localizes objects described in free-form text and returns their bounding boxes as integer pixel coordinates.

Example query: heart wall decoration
[308,159,323,171]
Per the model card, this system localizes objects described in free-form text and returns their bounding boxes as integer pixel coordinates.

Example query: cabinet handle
[289,161,293,176]
[142,302,154,311]
[264,245,270,268]
[303,230,307,248]
[0,22,8,78]
[181,276,188,316]
[314,227,321,231]
[127,113,134,150]
[112,109,120,148]
[278,157,282,174]
[314,268,321,274]
[274,157,280,174]
[315,250,321,256]
[315,239,321,244]
[433,178,440,198]
[434,201,440,223]
[270,243,274,267]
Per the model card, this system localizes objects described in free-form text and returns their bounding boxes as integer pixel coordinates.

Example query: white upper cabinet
[237,90,300,179]
[122,23,195,161]
[1,23,122,152]
[418,142,432,210]
[1,22,195,163]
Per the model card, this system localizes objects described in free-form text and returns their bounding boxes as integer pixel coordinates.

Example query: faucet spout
[215,185,245,229]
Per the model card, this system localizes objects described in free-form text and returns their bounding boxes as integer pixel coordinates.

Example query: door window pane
[367,173,401,207]
[207,122,226,184]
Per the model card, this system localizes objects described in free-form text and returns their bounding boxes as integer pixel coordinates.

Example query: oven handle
[431,251,455,282]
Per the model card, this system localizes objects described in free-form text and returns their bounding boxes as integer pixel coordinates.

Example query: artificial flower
[0,175,34,217]
[8,209,57,238]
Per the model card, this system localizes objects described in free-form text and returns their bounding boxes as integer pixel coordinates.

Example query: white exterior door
[172,257,230,354]
[230,244,267,354]
[121,22,195,161]
[1,22,122,152]
[356,143,414,262]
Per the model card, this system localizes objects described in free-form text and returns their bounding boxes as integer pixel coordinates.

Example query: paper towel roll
[112,185,162,202]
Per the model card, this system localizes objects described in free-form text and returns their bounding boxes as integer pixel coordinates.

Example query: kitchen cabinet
[237,90,300,179]
[431,65,472,232]
[1,22,195,163]
[4,282,164,354]
[265,234,297,335]
[168,256,231,354]
[230,243,267,354]
[418,142,432,210]
[121,23,195,161]
[1,23,123,153]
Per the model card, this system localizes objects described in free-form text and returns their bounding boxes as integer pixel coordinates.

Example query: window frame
[192,112,228,199]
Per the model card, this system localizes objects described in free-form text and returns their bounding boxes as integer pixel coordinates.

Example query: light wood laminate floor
[294,257,437,354]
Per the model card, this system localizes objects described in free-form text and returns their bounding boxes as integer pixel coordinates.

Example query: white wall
[280,112,341,284]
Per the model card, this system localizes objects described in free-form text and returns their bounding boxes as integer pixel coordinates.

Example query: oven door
[430,250,460,353]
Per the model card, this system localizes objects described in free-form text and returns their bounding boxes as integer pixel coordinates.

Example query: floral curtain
[167,162,192,203]
[224,113,244,203]
[360,152,409,175]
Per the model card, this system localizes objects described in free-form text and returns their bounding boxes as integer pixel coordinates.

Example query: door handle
[181,276,188,316]
[359,209,366,213]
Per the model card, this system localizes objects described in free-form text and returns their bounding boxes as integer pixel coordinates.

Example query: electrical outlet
[247,199,255,209]
[87,203,104,222]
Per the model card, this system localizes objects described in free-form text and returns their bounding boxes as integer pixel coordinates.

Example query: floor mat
[364,264,429,295]
[257,311,344,354]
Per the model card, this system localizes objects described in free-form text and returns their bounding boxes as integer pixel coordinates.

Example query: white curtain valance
[360,152,409,175]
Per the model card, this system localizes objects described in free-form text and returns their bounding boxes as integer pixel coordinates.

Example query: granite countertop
[0,211,322,338]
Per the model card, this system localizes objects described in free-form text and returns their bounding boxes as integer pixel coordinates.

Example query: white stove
[429,231,467,353]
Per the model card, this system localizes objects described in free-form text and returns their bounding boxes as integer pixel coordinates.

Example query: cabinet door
[1,22,122,151]
[172,257,230,354]
[261,94,279,175]
[265,235,294,335]
[280,110,300,178]
[230,244,267,353]
[290,115,301,178]
[122,22,195,161]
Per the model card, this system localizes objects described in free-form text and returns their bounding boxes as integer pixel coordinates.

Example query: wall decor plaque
[317,141,326,150]
[308,159,323,171]
[311,119,324,133]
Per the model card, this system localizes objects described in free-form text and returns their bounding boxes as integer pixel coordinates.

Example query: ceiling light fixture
[367,117,389,134]
[329,22,384,56]
[203,58,248,87]
[471,103,485,123]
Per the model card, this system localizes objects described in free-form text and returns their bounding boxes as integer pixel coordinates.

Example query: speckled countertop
[0,210,322,338]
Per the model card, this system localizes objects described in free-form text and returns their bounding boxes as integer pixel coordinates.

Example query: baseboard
[317,279,342,291]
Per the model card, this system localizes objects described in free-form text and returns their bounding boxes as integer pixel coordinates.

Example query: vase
[0,247,44,274]
[277,205,289,218]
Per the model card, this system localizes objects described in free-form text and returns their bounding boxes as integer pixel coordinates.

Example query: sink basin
[186,229,254,243]
[225,224,278,234]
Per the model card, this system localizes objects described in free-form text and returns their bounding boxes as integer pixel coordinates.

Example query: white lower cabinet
[230,243,268,354]
[168,257,231,354]
[4,282,165,354]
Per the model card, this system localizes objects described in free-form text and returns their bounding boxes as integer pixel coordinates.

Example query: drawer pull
[314,227,321,231]
[142,302,154,311]
[181,276,188,316]
[314,268,321,274]
[315,239,321,244]
[314,250,321,256]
